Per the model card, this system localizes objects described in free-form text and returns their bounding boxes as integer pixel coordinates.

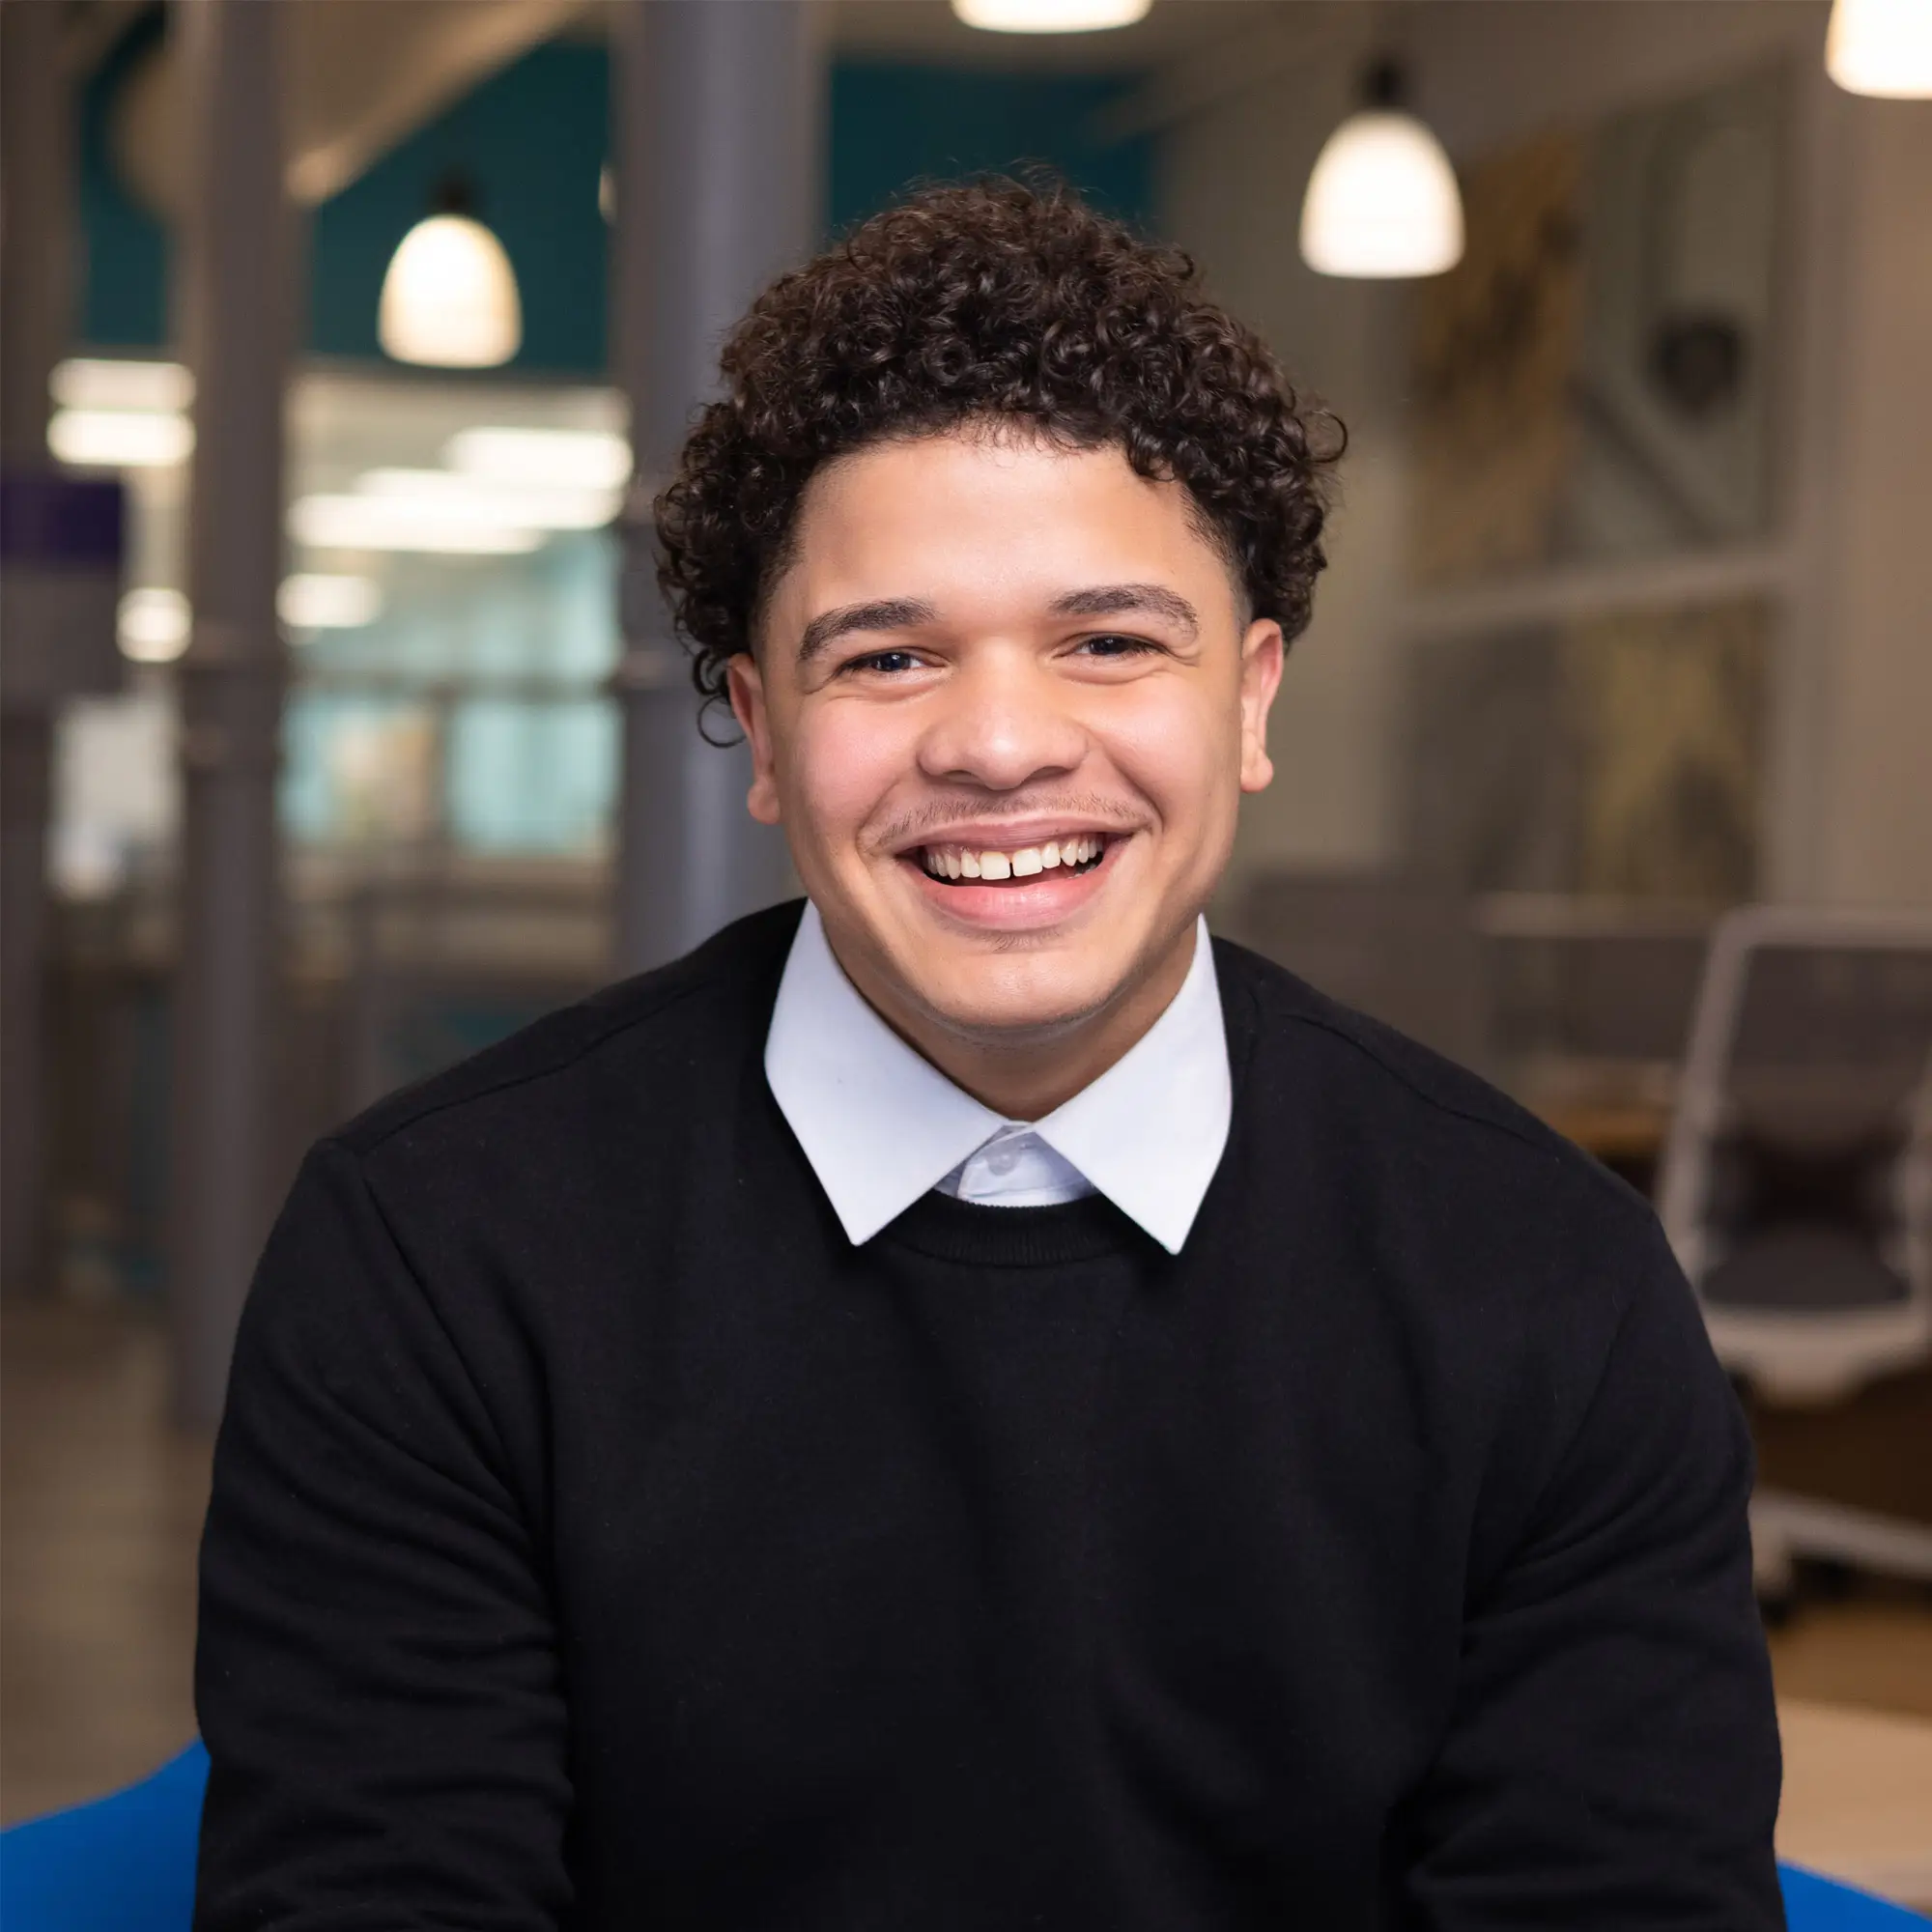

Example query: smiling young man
[196,183,1782,1930]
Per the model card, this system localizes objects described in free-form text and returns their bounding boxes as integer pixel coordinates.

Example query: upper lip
[889,819,1132,856]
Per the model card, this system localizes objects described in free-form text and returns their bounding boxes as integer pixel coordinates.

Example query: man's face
[730,430,1283,1048]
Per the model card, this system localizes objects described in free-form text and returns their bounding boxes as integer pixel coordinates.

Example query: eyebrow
[793,582,1202,663]
[796,597,939,663]
[1049,582,1200,639]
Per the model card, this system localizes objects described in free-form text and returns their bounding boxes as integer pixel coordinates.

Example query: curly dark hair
[655,175,1346,713]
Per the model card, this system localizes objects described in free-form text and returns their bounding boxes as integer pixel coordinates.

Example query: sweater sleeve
[1405,1222,1785,1930]
[194,1139,572,1932]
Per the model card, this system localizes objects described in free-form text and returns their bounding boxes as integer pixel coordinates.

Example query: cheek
[1092,680,1239,827]
[782,702,919,850]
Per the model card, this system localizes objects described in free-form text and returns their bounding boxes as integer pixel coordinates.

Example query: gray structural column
[0,0,75,1296]
[169,0,297,1428]
[610,0,823,973]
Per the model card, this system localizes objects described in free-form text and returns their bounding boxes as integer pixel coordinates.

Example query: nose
[915,647,1090,792]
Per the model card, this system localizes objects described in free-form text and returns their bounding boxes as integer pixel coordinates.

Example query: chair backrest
[1659,906,1932,1403]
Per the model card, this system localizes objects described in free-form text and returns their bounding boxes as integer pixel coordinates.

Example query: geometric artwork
[1404,598,1769,903]
[1411,70,1783,583]
[1564,598,1767,899]
[1569,68,1783,559]
[1410,129,1586,585]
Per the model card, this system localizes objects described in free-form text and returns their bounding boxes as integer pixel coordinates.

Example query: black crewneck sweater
[195,901,1782,1931]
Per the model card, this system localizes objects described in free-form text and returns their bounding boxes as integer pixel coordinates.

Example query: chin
[906,949,1134,1045]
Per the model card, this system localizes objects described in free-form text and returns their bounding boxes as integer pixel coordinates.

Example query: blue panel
[0,473,126,566]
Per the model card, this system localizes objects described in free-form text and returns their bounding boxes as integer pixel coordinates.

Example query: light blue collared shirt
[764,902,1232,1254]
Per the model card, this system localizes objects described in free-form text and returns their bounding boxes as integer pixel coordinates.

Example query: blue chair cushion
[1782,1862,1932,1928]
[4,1745,1927,1930]
[0,1743,208,1932]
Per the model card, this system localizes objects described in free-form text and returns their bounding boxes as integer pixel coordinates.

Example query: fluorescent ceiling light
[444,427,632,492]
[49,408,195,469]
[355,468,619,531]
[118,586,190,663]
[378,212,522,368]
[952,0,1151,29]
[279,573,384,630]
[290,493,543,555]
[1827,0,1932,94]
[1300,63,1463,279]
[51,358,194,412]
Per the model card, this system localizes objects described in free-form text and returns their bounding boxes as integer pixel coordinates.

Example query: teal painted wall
[77,24,1153,375]
[829,63,1151,239]
[309,42,610,372]
[79,9,168,349]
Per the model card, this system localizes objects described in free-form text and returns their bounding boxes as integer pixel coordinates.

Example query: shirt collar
[765,901,1231,1254]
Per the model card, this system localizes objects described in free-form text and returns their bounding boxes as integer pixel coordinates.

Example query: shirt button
[987,1145,1019,1176]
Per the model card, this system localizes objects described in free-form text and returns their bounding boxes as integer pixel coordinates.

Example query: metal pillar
[0,712,54,1295]
[610,0,823,973]
[0,0,76,1296]
[169,0,296,1428]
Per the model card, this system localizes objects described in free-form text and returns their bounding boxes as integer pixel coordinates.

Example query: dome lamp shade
[952,0,1151,32]
[1826,0,1932,95]
[378,176,523,369]
[1299,60,1464,280]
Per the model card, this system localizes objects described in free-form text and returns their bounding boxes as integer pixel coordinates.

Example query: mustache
[870,792,1146,849]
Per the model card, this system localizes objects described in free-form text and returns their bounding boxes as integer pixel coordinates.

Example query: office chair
[1658,905,1932,1598]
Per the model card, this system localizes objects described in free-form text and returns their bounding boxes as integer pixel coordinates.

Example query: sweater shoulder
[1211,933,1657,1236]
[329,898,804,1162]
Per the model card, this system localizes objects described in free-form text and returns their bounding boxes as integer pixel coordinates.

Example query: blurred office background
[2,0,1929,1907]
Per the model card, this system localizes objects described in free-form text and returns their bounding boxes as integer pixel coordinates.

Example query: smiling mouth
[913,834,1112,886]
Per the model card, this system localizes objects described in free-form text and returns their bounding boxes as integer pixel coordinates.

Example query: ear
[726,653,782,825]
[1236,617,1285,794]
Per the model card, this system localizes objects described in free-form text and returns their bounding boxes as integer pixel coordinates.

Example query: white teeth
[920,835,1107,880]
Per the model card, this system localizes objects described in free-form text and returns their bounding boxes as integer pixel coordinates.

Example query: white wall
[1812,96,1932,904]
[1157,0,1932,909]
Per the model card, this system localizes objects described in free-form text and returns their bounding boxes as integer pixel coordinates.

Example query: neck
[838,921,1200,1122]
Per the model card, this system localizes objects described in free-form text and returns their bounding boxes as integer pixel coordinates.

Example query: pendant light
[1299,59,1463,279]
[952,0,1151,32]
[1826,0,1932,95]
[378,175,522,368]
